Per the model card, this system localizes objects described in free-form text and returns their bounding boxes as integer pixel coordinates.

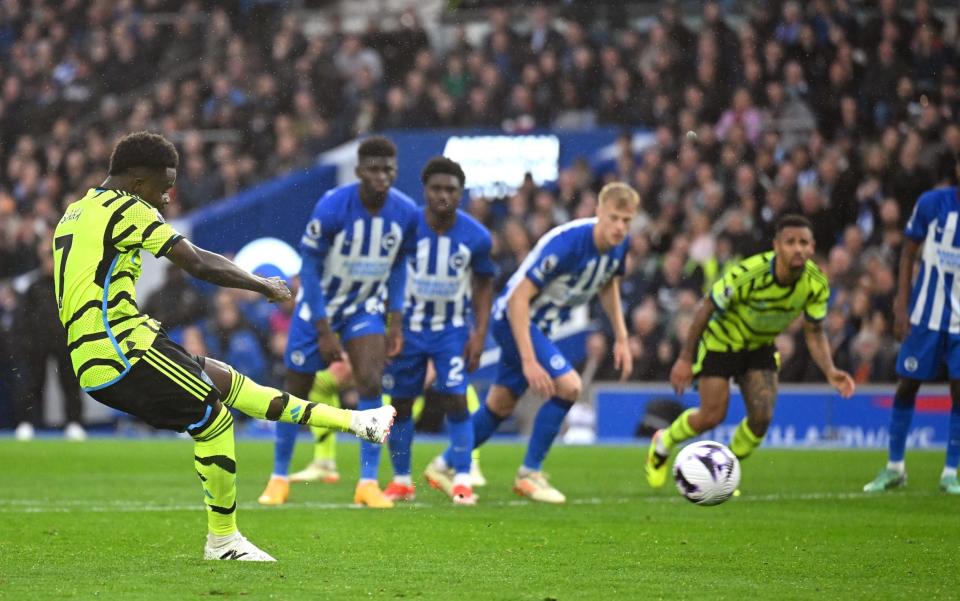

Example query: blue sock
[888,393,916,463]
[946,401,960,470]
[446,410,474,475]
[388,416,414,477]
[523,398,574,471]
[273,421,299,476]
[358,396,383,480]
[443,403,502,466]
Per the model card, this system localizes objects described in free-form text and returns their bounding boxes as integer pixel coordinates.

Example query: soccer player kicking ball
[380,157,495,506]
[864,153,960,495]
[260,136,417,509]
[647,214,855,489]
[426,182,638,504]
[52,132,394,561]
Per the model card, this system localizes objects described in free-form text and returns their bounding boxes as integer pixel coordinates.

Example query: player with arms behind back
[259,136,415,509]
[647,214,856,489]
[52,132,394,561]
[380,157,495,505]
[864,153,960,495]
[425,182,637,504]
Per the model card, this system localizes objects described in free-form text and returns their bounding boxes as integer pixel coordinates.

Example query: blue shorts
[491,318,573,396]
[896,326,960,381]
[284,305,386,374]
[383,326,470,397]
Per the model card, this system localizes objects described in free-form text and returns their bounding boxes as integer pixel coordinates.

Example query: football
[672,441,741,506]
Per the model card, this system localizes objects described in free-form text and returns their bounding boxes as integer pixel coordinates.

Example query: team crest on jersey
[904,357,918,372]
[290,350,306,366]
[450,251,468,271]
[382,374,395,390]
[549,354,566,370]
[541,254,558,274]
[306,219,322,239]
[381,231,399,251]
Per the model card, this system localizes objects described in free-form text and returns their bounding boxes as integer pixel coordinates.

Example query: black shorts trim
[696,345,778,380]
[88,331,220,432]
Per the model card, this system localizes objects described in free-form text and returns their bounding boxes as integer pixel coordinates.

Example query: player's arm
[802,318,855,398]
[507,278,555,397]
[893,238,922,341]
[385,255,406,358]
[464,273,494,372]
[670,295,716,394]
[166,238,290,302]
[598,276,631,381]
[299,200,345,364]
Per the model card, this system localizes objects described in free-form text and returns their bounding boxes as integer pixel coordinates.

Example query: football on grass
[673,441,741,506]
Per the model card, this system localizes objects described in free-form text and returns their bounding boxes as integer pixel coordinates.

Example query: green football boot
[645,430,670,488]
[862,468,907,493]
[939,475,960,495]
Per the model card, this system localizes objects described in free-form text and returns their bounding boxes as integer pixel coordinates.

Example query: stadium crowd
[2,0,960,432]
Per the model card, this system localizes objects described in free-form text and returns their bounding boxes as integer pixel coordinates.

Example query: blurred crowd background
[2,0,959,433]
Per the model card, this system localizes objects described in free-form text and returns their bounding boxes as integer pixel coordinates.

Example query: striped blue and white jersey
[296,182,418,325]
[402,209,495,333]
[906,186,960,333]
[493,218,628,336]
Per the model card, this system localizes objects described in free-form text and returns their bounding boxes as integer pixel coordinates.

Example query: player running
[425,182,638,504]
[647,214,855,488]
[258,136,418,509]
[52,131,395,561]
[864,153,960,495]
[380,157,495,506]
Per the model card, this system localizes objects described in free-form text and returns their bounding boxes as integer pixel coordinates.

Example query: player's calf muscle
[740,370,777,435]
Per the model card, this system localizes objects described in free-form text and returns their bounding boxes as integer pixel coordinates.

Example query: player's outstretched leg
[194,405,276,561]
[940,385,960,494]
[384,395,417,502]
[290,370,344,484]
[865,379,918,493]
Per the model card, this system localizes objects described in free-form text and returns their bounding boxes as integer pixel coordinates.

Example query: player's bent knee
[555,372,582,402]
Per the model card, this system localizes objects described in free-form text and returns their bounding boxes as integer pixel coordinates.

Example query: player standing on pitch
[379,157,495,506]
[52,131,395,561]
[646,214,856,490]
[425,182,638,504]
[864,152,960,495]
[259,136,417,509]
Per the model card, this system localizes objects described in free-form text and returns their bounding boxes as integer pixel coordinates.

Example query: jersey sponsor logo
[290,350,306,366]
[904,356,919,372]
[306,219,322,239]
[549,354,566,370]
[449,250,468,271]
[381,231,399,252]
[346,259,391,278]
[540,254,558,274]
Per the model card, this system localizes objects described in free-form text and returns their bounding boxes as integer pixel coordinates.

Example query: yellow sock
[661,409,697,450]
[309,370,341,462]
[730,418,762,459]
[467,384,481,463]
[192,408,237,536]
[222,368,352,431]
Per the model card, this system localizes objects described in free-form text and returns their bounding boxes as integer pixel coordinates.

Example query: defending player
[864,153,960,495]
[258,136,418,509]
[380,157,495,506]
[647,214,855,488]
[425,182,638,504]
[52,131,394,561]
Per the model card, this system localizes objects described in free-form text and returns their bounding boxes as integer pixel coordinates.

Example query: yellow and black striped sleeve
[113,199,183,257]
[708,254,768,312]
[803,265,830,322]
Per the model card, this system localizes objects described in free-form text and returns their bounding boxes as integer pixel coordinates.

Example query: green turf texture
[0,438,957,600]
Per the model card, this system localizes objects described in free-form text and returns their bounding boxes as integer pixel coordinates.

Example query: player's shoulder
[387,187,419,211]
[916,186,957,208]
[803,259,829,289]
[727,251,773,283]
[454,210,492,241]
[545,217,596,244]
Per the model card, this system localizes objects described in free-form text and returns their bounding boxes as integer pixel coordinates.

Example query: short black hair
[358,136,397,160]
[108,131,179,175]
[775,213,814,234]
[421,156,466,187]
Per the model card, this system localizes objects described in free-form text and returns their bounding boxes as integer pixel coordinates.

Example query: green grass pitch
[0,438,957,600]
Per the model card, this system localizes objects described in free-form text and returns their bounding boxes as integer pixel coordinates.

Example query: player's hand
[522,357,555,398]
[317,329,345,365]
[670,358,694,395]
[386,322,403,358]
[464,331,485,372]
[613,337,632,381]
[260,276,292,303]
[828,368,856,398]
[893,297,911,341]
